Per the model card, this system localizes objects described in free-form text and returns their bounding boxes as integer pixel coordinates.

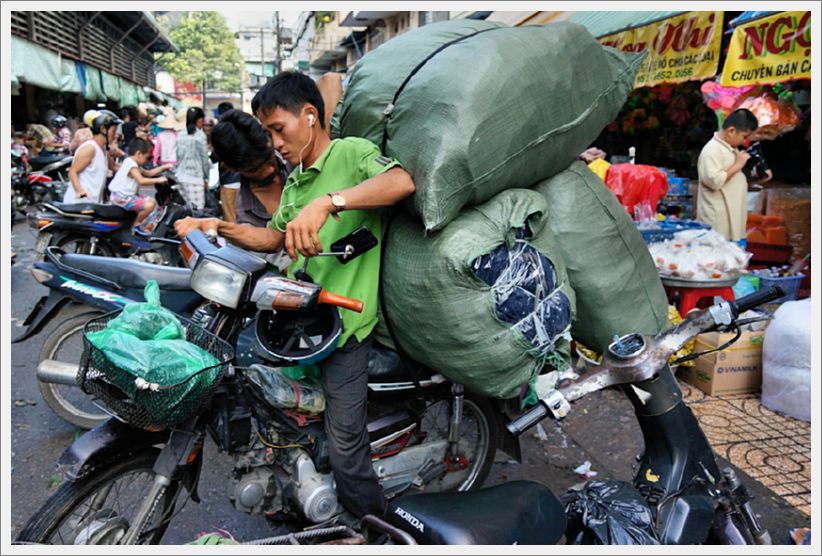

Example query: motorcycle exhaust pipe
[37,360,80,386]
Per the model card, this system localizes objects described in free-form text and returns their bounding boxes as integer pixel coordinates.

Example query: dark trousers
[319,332,385,517]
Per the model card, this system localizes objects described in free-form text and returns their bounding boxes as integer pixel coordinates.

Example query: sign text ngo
[721,11,811,87]
[599,12,724,88]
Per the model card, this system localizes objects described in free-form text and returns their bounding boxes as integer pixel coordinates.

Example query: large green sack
[333,20,646,232]
[532,161,669,352]
[377,189,576,399]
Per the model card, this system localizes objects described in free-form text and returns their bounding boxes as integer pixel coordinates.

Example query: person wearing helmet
[47,115,71,153]
[175,72,415,520]
[64,110,120,203]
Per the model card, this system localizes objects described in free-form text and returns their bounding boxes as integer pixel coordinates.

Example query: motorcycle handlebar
[731,286,785,316]
[506,403,548,436]
[318,289,363,313]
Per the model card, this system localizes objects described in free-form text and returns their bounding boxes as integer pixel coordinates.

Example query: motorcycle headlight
[190,259,247,309]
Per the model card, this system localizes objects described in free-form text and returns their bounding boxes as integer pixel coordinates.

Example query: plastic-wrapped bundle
[648,229,751,281]
[243,364,325,415]
[762,300,811,422]
[377,189,575,399]
[333,19,645,231]
[532,162,669,353]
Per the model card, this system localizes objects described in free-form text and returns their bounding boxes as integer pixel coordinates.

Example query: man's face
[106,125,117,144]
[725,127,754,148]
[257,105,312,167]
[237,152,281,189]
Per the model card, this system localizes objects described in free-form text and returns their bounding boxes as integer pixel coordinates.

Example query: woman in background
[175,107,210,209]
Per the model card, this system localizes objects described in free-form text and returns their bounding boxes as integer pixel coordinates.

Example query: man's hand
[734,150,751,166]
[284,196,333,259]
[174,216,220,239]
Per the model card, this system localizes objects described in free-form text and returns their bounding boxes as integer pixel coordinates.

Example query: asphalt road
[7,218,809,545]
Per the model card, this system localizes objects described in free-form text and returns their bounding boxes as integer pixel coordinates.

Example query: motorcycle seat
[50,202,135,221]
[383,480,566,545]
[367,343,435,384]
[61,253,192,291]
[28,154,69,171]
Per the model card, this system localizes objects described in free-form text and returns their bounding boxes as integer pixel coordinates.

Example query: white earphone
[308,114,315,127]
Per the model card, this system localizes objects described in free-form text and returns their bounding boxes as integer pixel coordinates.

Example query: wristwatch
[327,192,346,213]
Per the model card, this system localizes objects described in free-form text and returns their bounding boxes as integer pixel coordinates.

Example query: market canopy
[567,11,683,38]
[720,11,810,87]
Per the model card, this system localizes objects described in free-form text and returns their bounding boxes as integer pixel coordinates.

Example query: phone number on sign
[651,67,694,81]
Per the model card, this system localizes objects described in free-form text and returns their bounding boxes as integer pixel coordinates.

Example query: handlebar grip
[506,403,549,436]
[318,289,363,313]
[732,286,785,315]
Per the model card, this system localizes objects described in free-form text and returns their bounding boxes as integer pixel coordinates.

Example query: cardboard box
[678,330,765,396]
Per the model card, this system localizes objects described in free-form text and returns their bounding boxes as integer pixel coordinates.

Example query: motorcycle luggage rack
[44,246,122,291]
[41,202,95,220]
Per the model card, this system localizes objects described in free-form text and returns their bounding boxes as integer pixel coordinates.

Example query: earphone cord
[297,116,314,174]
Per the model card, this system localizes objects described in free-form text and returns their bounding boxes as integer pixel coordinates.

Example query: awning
[727,11,777,30]
[567,11,683,38]
[11,35,80,93]
[721,11,810,87]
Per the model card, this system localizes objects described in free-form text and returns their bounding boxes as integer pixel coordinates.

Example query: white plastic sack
[761,299,811,421]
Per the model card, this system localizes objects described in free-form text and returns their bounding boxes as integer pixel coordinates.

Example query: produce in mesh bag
[532,161,669,353]
[333,19,646,231]
[86,281,220,422]
[377,189,575,399]
[648,229,751,281]
[244,364,325,415]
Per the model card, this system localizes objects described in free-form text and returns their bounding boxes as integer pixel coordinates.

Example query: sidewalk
[487,377,811,545]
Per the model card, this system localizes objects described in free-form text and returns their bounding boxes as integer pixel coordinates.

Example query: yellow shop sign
[721,11,811,87]
[599,12,724,88]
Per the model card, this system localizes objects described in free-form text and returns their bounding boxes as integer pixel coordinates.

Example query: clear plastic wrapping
[243,364,326,415]
[648,229,751,281]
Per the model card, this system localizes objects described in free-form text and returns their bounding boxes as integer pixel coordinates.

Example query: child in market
[108,138,173,232]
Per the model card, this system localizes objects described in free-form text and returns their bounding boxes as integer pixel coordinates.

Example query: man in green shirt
[175,72,415,518]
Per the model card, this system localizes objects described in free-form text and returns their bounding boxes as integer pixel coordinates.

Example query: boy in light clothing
[108,138,173,232]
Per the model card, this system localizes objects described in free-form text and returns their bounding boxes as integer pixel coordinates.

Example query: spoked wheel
[418,395,497,493]
[15,450,179,545]
[55,234,115,257]
[37,311,109,429]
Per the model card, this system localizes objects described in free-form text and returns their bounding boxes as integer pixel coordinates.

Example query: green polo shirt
[270,137,401,346]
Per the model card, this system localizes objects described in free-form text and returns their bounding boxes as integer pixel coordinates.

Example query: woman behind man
[175,107,210,209]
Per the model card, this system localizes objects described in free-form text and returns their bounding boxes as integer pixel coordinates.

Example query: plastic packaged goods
[761,299,811,421]
[603,163,669,219]
[532,162,669,352]
[333,19,645,231]
[648,229,751,281]
[243,364,326,415]
[377,189,575,399]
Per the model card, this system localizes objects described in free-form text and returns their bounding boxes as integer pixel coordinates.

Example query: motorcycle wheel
[15,450,179,545]
[417,395,497,492]
[55,234,115,257]
[38,311,109,429]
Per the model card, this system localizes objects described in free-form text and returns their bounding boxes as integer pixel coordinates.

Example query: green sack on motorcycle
[332,19,646,232]
[377,189,576,399]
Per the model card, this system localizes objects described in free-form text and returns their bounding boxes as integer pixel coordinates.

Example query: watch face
[332,194,345,208]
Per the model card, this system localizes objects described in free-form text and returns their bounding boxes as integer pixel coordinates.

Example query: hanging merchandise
[333,19,644,232]
[738,91,802,140]
[699,80,760,126]
[377,189,575,399]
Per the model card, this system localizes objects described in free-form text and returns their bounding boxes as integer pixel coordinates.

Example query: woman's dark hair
[217,102,234,116]
[186,107,205,135]
[251,72,325,129]
[127,137,153,156]
[723,109,758,132]
[211,110,275,172]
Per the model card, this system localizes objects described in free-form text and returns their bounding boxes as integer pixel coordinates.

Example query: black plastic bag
[561,480,660,545]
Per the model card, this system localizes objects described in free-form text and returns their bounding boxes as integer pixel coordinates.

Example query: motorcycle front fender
[12,292,72,343]
[58,418,170,482]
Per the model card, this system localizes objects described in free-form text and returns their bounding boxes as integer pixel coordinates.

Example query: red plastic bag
[604,164,668,220]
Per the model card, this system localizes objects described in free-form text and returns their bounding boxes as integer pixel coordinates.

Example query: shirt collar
[712,132,735,153]
[293,139,340,184]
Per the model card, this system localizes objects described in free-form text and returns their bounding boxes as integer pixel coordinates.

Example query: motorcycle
[11,148,68,213]
[12,245,207,428]
[15,228,518,544]
[28,171,195,266]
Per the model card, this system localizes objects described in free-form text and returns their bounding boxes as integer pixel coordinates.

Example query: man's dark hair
[217,102,234,116]
[723,109,758,132]
[211,110,275,172]
[127,137,152,156]
[251,72,325,129]
[119,108,131,120]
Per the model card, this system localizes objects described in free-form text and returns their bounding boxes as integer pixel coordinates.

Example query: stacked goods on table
[648,229,751,281]
[334,20,654,399]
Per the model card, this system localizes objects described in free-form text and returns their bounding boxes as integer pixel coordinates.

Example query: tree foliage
[158,12,243,92]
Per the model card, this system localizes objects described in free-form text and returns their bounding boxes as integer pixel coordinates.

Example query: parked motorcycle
[15,228,518,544]
[11,148,67,213]
[12,245,207,428]
[28,171,194,265]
